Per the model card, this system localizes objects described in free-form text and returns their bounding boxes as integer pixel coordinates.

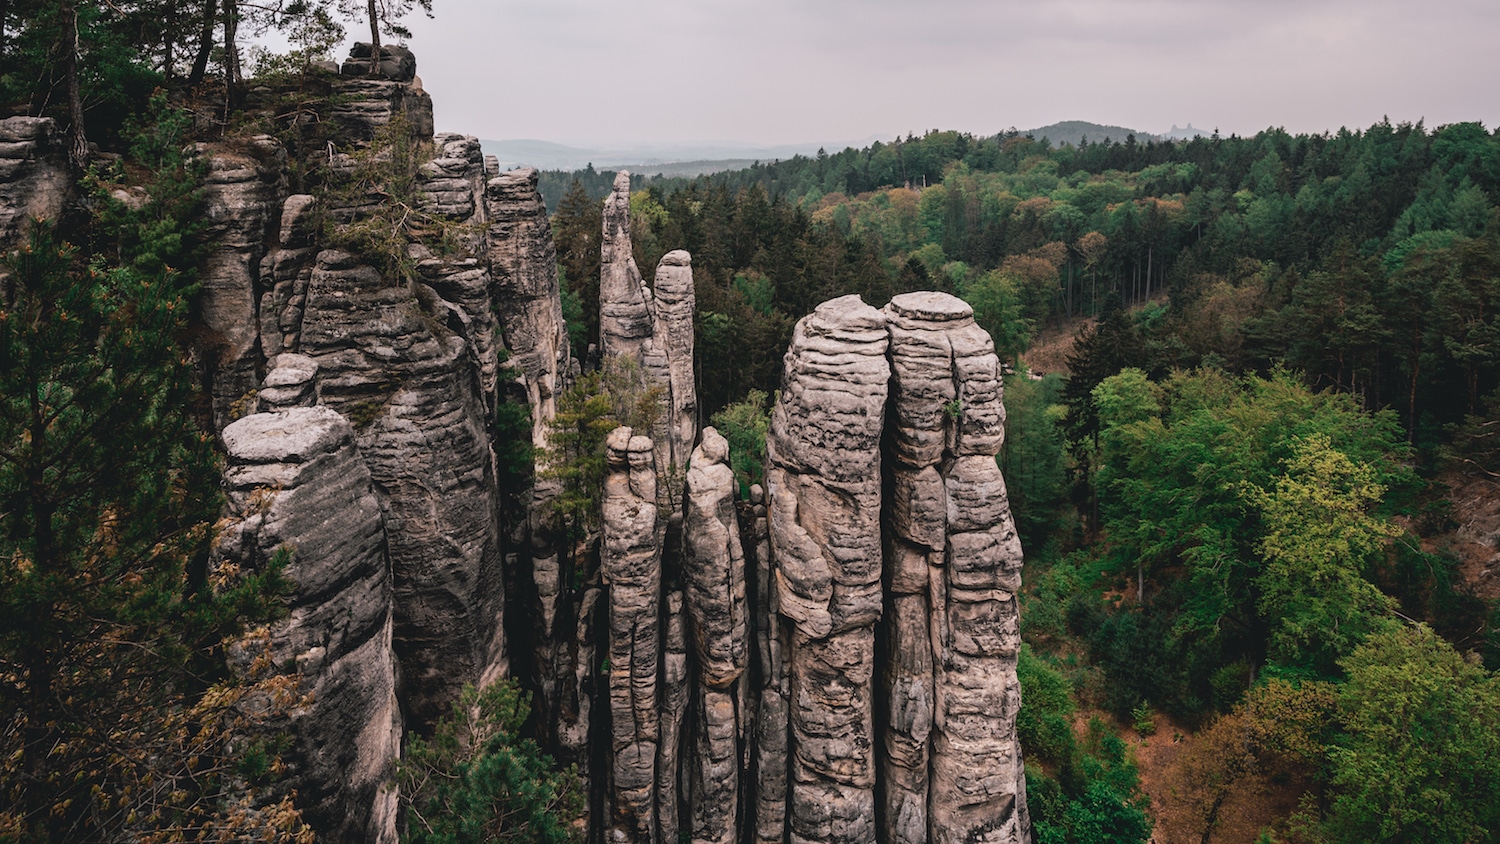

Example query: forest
[2,0,1499,840]
[546,121,1500,843]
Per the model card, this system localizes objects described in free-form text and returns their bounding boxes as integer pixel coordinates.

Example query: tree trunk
[1408,328,1421,444]
[367,0,382,75]
[60,0,88,170]
[189,0,218,84]
[162,1,178,80]
[222,0,240,110]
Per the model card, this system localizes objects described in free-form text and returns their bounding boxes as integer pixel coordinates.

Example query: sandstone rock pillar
[765,295,890,844]
[684,428,749,843]
[599,173,697,484]
[216,407,401,843]
[602,427,662,842]
[882,292,1028,844]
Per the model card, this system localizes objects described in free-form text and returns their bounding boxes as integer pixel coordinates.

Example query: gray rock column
[658,591,690,843]
[216,407,400,843]
[599,174,697,486]
[602,427,662,842]
[684,428,749,843]
[765,295,890,844]
[883,292,1028,844]
[197,135,287,429]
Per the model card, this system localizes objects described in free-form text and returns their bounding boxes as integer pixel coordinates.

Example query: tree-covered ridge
[552,120,1499,445]
[539,118,1500,843]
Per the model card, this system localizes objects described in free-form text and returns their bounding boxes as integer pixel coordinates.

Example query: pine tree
[0,100,298,841]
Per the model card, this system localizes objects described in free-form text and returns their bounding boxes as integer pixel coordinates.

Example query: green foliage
[1089,368,1411,692]
[1016,644,1076,765]
[1250,434,1401,674]
[709,389,771,498]
[1328,624,1500,844]
[1130,702,1156,736]
[1028,715,1153,844]
[542,371,619,540]
[1001,372,1070,549]
[0,104,297,837]
[397,679,584,844]
[541,355,663,541]
[961,270,1031,361]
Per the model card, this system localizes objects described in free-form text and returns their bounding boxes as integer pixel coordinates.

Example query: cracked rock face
[217,407,400,844]
[602,427,662,842]
[0,117,69,263]
[683,427,749,843]
[882,292,1027,844]
[198,135,287,428]
[766,294,890,844]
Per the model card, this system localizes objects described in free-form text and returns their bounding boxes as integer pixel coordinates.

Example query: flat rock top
[487,167,539,197]
[0,116,54,142]
[808,294,886,333]
[263,353,319,387]
[888,291,973,322]
[223,406,351,464]
[659,249,691,267]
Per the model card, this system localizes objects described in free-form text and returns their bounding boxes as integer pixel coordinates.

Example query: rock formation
[602,427,662,842]
[599,172,697,481]
[882,292,1028,844]
[684,428,749,844]
[197,134,287,429]
[216,406,400,842]
[0,42,1037,844]
[0,117,69,272]
[765,295,892,844]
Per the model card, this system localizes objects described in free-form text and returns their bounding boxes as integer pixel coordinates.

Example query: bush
[398,680,584,843]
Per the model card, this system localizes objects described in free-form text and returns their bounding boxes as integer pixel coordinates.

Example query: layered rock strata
[198,134,287,428]
[216,407,400,843]
[144,43,1037,844]
[881,292,1028,844]
[599,172,697,481]
[684,428,750,844]
[765,295,892,844]
[0,116,69,266]
[602,427,663,842]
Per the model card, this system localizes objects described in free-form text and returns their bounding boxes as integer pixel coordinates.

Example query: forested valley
[546,123,1500,844]
[2,0,1499,839]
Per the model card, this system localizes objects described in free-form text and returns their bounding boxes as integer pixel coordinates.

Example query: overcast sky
[383,0,1499,146]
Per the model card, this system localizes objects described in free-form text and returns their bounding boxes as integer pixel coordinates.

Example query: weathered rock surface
[602,427,662,842]
[599,173,697,481]
[658,591,690,844]
[329,72,434,142]
[684,427,748,843]
[0,117,69,261]
[882,292,1027,844]
[198,134,286,428]
[295,243,504,728]
[216,407,400,843]
[342,42,418,82]
[766,295,890,844]
[258,353,320,410]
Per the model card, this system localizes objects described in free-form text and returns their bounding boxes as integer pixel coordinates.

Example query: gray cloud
[394,0,1498,145]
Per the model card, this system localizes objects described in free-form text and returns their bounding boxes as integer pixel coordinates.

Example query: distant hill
[1022,121,1160,147]
[479,136,894,174]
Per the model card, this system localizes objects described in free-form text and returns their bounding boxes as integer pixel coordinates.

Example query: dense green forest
[550,121,1500,843]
